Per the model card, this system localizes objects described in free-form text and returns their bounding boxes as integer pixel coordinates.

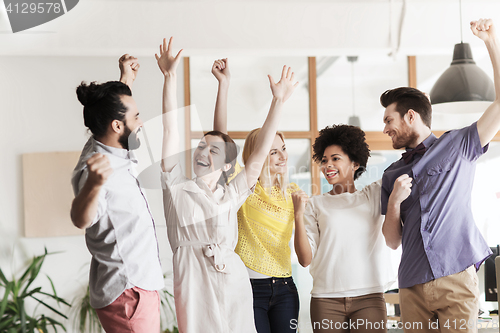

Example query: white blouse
[304,180,398,298]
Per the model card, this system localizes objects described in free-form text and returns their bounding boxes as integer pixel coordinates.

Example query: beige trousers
[399,265,479,333]
[310,293,387,333]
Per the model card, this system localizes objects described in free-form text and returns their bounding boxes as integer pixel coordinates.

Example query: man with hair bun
[380,19,500,333]
[70,54,164,333]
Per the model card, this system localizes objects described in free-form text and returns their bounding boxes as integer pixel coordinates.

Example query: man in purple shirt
[381,19,500,332]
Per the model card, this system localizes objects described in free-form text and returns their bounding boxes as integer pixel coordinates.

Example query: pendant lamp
[347,56,361,127]
[429,0,494,113]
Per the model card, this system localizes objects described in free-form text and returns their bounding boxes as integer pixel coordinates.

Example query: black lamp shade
[348,115,361,127]
[430,43,495,105]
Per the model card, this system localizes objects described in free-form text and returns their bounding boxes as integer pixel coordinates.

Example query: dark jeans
[251,277,300,333]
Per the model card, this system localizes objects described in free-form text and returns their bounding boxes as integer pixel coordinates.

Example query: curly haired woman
[292,124,397,333]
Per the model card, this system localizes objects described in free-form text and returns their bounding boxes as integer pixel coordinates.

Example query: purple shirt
[381,122,492,289]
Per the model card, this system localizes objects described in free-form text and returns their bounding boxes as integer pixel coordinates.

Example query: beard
[392,122,419,150]
[118,125,141,150]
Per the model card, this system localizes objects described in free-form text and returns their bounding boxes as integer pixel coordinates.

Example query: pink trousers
[95,287,160,333]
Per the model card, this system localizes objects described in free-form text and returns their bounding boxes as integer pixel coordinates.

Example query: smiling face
[268,135,288,176]
[383,102,418,150]
[192,135,229,178]
[320,145,359,192]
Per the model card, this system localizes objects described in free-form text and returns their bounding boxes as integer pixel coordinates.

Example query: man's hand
[155,37,184,77]
[389,174,412,205]
[292,190,309,218]
[471,19,496,43]
[119,54,140,87]
[86,153,113,188]
[71,153,113,229]
[212,58,230,83]
[268,65,298,103]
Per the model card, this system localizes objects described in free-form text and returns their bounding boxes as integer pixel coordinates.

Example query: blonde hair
[242,128,290,198]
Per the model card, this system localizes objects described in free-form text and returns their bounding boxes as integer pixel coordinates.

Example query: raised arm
[244,66,298,188]
[155,37,184,172]
[292,190,313,267]
[472,19,500,147]
[382,174,412,250]
[70,154,112,229]
[212,58,230,134]
[119,54,140,88]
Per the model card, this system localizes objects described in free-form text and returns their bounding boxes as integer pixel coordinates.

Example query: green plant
[159,286,177,333]
[71,285,102,333]
[0,248,71,332]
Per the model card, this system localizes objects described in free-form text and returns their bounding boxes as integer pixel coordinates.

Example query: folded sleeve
[457,122,489,162]
[77,168,107,228]
[303,199,320,258]
[161,163,188,188]
[228,168,253,207]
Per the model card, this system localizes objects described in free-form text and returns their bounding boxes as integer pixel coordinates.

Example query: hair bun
[76,81,99,106]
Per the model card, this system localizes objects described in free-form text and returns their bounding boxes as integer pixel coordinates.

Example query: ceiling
[1,0,500,57]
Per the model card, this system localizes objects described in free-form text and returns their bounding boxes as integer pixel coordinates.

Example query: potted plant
[0,248,71,332]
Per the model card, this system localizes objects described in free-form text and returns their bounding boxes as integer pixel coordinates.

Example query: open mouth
[196,159,210,167]
[325,170,338,179]
[276,162,286,167]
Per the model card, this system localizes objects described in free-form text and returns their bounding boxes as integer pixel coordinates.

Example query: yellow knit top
[235,181,299,277]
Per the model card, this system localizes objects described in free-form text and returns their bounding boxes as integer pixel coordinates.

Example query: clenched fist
[86,153,113,187]
[390,174,412,205]
[292,190,309,217]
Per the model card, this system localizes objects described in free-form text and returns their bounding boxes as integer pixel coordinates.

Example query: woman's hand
[470,19,496,43]
[155,37,184,77]
[268,65,298,103]
[292,190,309,218]
[212,58,230,83]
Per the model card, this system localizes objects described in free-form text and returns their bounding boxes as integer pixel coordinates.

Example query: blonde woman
[235,129,300,333]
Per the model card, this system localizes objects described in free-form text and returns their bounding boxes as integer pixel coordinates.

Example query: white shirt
[71,137,164,309]
[304,180,398,298]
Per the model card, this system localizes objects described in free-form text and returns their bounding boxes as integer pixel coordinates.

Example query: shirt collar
[92,137,138,163]
[405,132,438,152]
[188,177,225,200]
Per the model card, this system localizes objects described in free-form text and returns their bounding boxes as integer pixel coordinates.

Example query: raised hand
[86,153,113,187]
[155,37,184,76]
[471,19,497,42]
[292,190,309,217]
[212,58,230,83]
[268,65,299,103]
[389,174,412,205]
[119,54,140,87]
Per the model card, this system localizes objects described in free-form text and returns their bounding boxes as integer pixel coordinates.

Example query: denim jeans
[250,277,300,333]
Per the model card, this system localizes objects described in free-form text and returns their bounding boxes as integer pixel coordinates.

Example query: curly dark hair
[312,124,370,180]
